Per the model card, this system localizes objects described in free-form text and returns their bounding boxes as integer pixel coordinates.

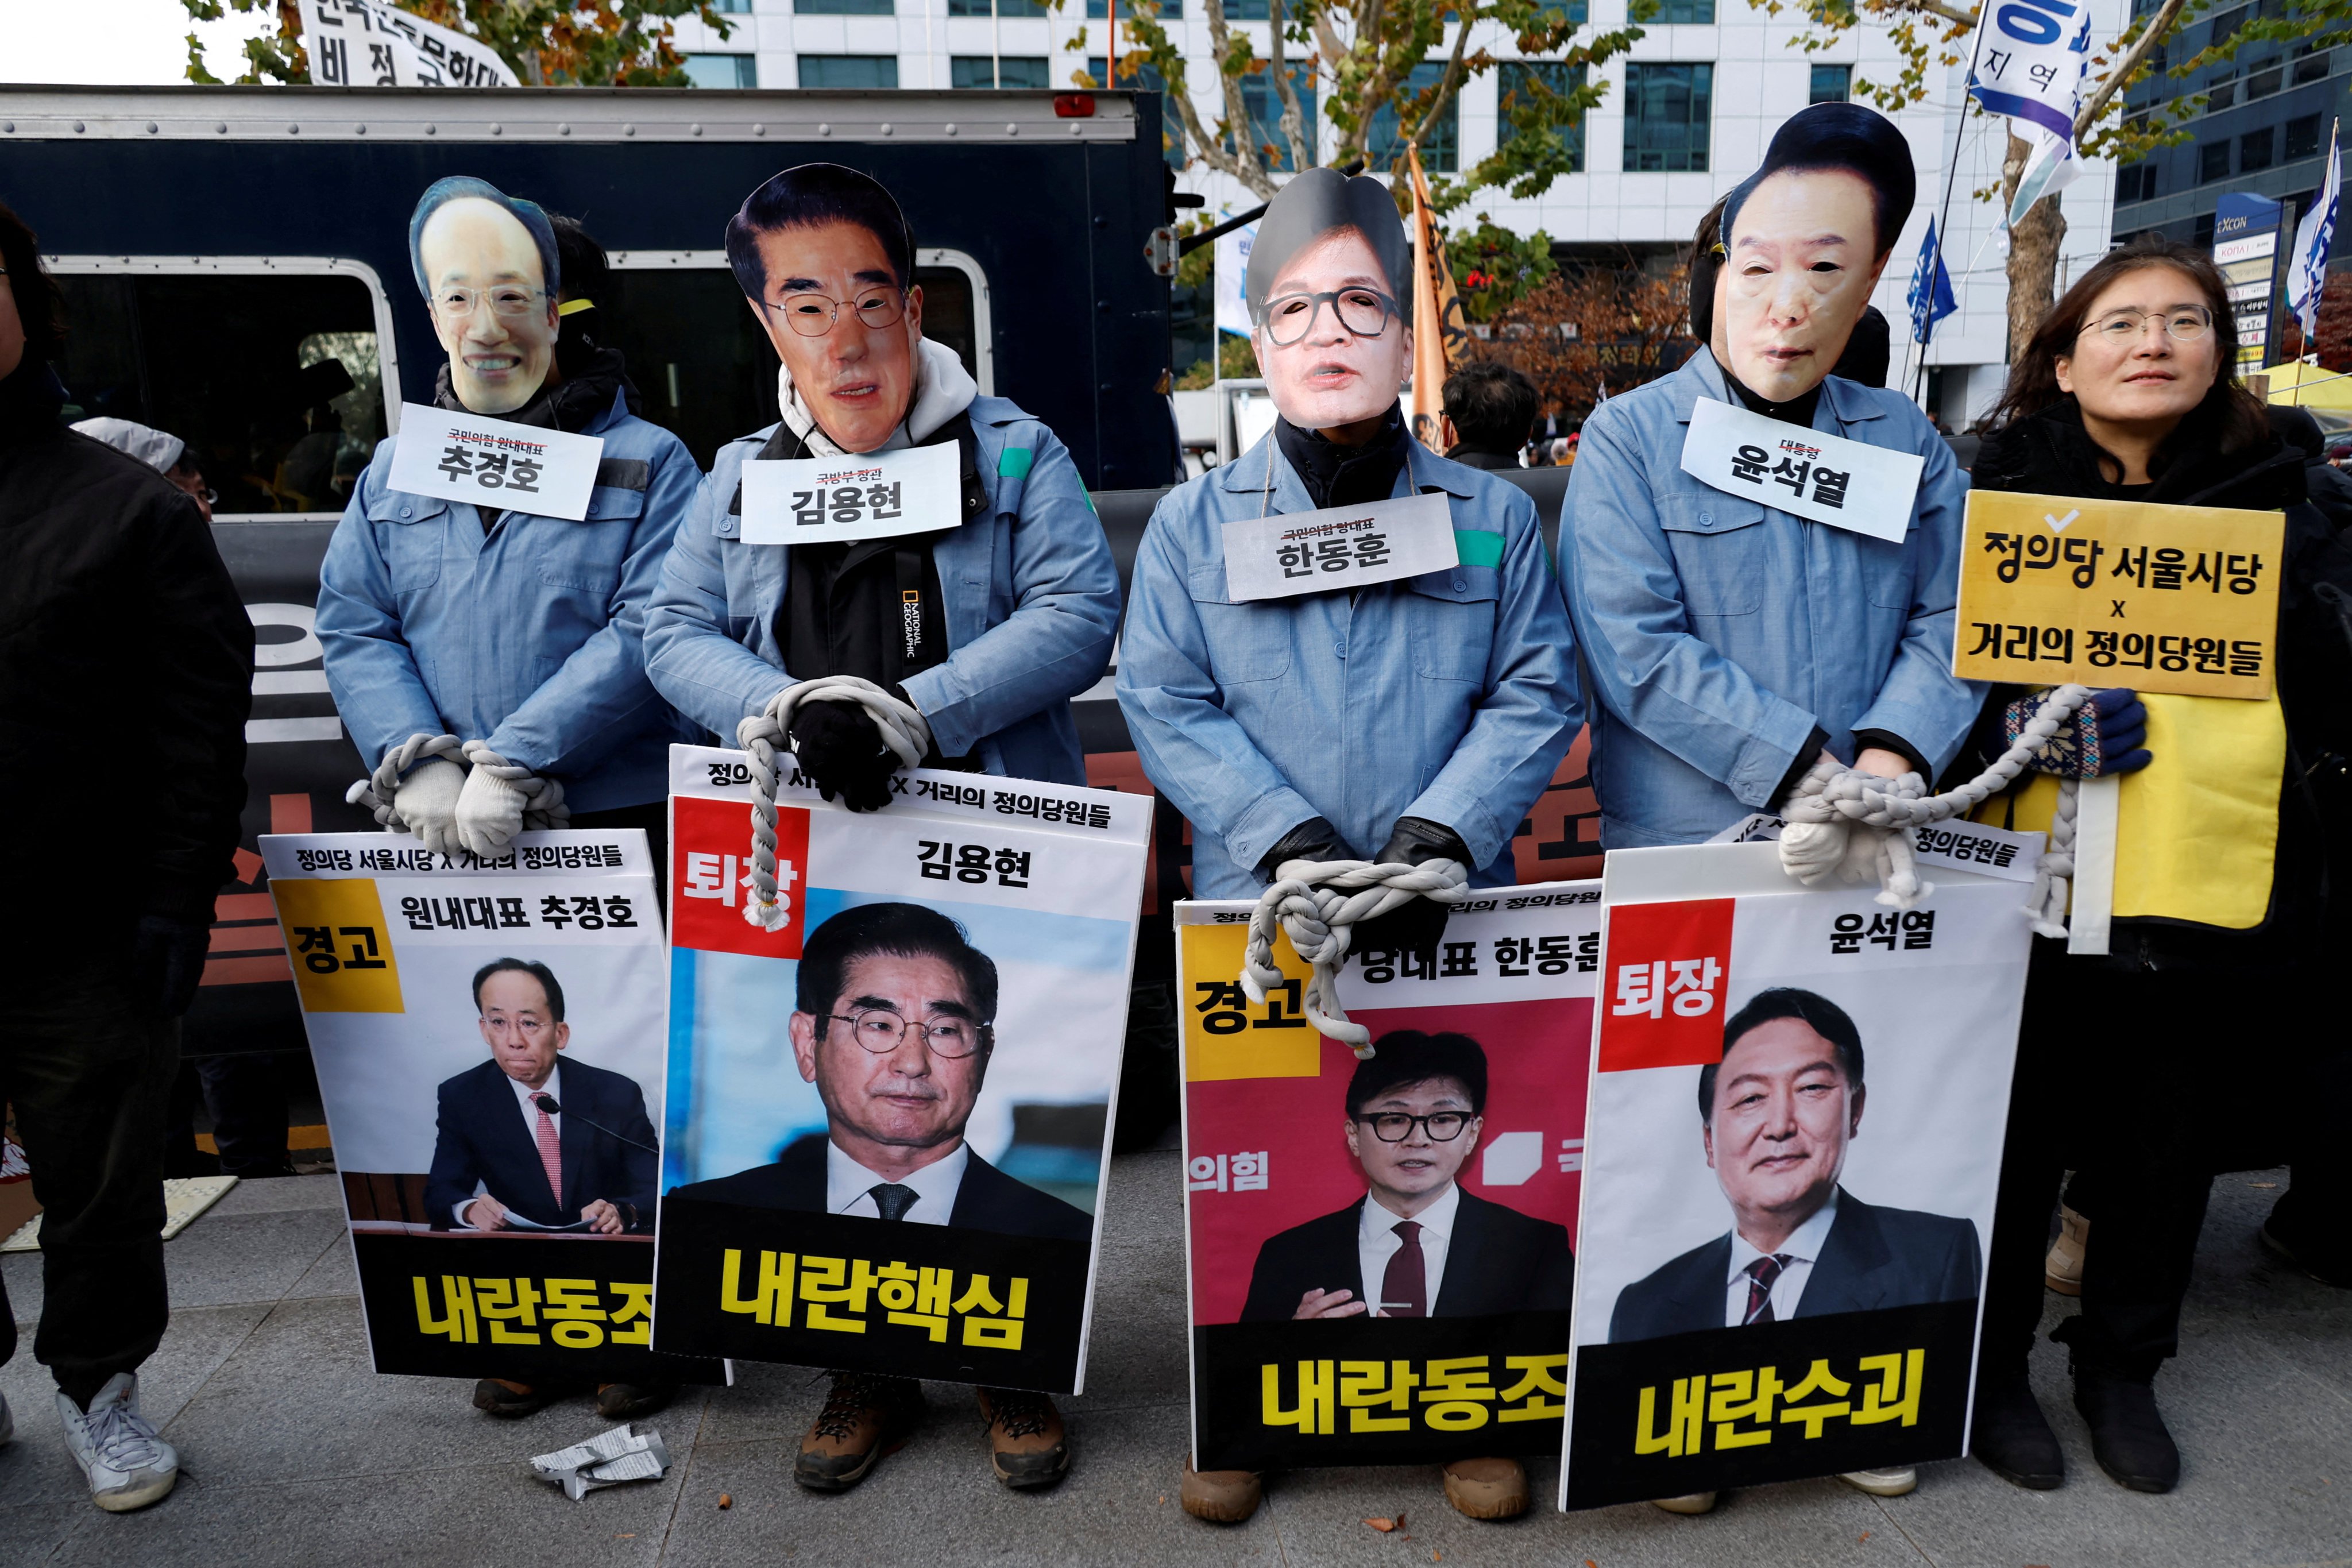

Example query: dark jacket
[1443,446,1524,472]
[670,1132,1094,1243]
[1608,1188,1982,1343]
[1238,1188,1575,1322]
[423,1057,659,1232]
[1970,396,2352,969]
[0,362,251,930]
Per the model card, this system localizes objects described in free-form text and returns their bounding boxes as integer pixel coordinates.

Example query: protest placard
[262,828,721,1385]
[652,746,1149,1394]
[1955,489,2285,699]
[1558,844,2030,1509]
[1177,885,1599,1471]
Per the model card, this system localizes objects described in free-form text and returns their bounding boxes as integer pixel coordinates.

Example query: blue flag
[1907,220,1958,347]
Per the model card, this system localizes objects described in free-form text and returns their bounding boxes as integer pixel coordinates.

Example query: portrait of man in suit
[669,902,1092,1243]
[1608,987,1982,1343]
[1239,1031,1575,1322]
[423,957,659,1235]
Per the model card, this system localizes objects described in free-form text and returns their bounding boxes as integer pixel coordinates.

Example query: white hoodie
[775,335,979,457]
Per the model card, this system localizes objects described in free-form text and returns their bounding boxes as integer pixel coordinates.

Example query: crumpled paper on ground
[531,1423,671,1501]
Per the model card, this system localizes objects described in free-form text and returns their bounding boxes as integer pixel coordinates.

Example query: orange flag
[1405,144,1466,451]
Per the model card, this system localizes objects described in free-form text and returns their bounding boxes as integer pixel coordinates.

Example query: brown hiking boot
[794,1371,925,1492]
[471,1378,559,1419]
[1179,1459,1264,1522]
[596,1382,677,1421]
[1442,1455,1529,1519]
[975,1387,1070,1488]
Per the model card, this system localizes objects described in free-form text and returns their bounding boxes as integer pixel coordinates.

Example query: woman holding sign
[318,181,702,863]
[1960,235,2352,1497]
[1556,102,1984,1513]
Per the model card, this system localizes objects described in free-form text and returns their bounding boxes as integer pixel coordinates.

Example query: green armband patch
[997,446,1035,480]
[1452,528,1505,569]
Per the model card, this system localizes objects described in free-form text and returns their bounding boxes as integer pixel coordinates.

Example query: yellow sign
[1178,920,1323,1082]
[272,878,405,1013]
[1955,489,2284,700]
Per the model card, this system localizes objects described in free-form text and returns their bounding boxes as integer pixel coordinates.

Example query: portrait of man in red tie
[1606,987,1982,1343]
[423,957,660,1236]
[1238,1032,1575,1322]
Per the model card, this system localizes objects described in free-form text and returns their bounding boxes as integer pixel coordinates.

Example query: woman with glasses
[318,178,702,867]
[1960,234,2352,1497]
[1116,167,1580,1528]
[644,162,1118,812]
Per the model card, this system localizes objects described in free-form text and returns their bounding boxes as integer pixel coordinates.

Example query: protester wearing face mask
[1960,235,2352,1498]
[1555,103,1985,1511]
[1115,167,1581,1528]
[318,181,702,868]
[644,163,1119,811]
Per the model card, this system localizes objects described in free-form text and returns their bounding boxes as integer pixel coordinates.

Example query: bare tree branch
[1199,0,1279,197]
[1401,5,1475,154]
[1268,0,1316,172]
[2075,0,2192,135]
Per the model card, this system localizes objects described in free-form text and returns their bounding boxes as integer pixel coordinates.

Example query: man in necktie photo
[1607,987,1982,1345]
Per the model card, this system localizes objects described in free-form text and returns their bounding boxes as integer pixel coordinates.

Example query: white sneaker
[56,1373,178,1512]
[1839,1466,1918,1497]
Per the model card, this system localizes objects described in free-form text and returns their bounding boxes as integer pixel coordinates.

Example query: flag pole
[1914,10,1991,411]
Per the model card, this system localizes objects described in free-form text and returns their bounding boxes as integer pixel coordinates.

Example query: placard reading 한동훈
[1221,491,1460,603]
[738,442,960,546]
[1679,398,1923,543]
[1954,489,2285,699]
[387,403,603,522]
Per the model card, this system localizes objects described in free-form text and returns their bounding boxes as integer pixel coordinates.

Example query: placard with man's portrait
[261,829,723,1386]
[651,746,1149,1394]
[1176,886,1600,1472]
[1557,843,2032,1509]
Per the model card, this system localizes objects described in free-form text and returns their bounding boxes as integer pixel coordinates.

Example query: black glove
[1256,816,1352,882]
[1349,817,1472,968]
[133,913,211,1019]
[789,699,897,813]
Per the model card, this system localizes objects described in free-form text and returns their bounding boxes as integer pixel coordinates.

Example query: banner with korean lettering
[1177,885,1600,1472]
[261,829,723,1386]
[652,746,1149,1393]
[1557,844,2030,1509]
[1955,489,2285,699]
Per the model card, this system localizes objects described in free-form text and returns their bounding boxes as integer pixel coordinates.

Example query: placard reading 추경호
[386,403,603,522]
[653,746,1149,1394]
[738,441,961,546]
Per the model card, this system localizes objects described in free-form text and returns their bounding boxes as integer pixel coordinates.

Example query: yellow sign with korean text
[1179,921,1323,1082]
[271,878,405,1013]
[1954,490,2284,700]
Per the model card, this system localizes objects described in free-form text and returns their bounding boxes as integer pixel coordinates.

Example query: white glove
[454,763,530,859]
[392,756,468,857]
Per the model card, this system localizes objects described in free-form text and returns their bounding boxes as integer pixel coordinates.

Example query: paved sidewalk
[2,1155,2346,1568]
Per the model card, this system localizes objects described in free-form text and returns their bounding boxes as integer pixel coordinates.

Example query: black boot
[1970,1372,2064,1490]
[2072,1370,2180,1493]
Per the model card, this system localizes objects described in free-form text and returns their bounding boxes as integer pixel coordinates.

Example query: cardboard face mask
[412,181,561,416]
[1710,103,1913,405]
[1244,168,1413,435]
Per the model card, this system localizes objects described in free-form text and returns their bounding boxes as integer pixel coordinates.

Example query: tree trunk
[2003,132,2068,364]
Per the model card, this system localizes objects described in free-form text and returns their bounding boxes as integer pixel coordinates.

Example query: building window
[1624,61,1712,172]
[1087,0,1180,14]
[2207,4,2250,46]
[2246,59,2283,96]
[2206,72,2237,111]
[798,53,899,87]
[951,55,1051,88]
[1226,63,1317,172]
[1655,0,1714,18]
[1499,61,1586,174]
[711,0,753,10]
[2199,140,2231,181]
[947,0,1047,13]
[1808,63,1851,103]
[2287,113,2324,160]
[2295,44,2330,84]
[2240,126,2276,171]
[2117,162,2158,202]
[1222,0,1269,15]
[1368,60,1459,172]
[682,53,758,87]
[1090,57,1187,165]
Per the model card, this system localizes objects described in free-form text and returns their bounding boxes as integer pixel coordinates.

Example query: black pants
[1979,949,2218,1385]
[0,948,178,1408]
[168,1051,292,1179]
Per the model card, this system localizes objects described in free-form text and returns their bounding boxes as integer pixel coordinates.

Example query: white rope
[1776,684,2092,933]
[343,732,465,831]
[1239,858,1471,1056]
[735,676,933,932]
[460,739,571,831]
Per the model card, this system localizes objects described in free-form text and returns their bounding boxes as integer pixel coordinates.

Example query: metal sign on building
[2215,192,2287,374]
